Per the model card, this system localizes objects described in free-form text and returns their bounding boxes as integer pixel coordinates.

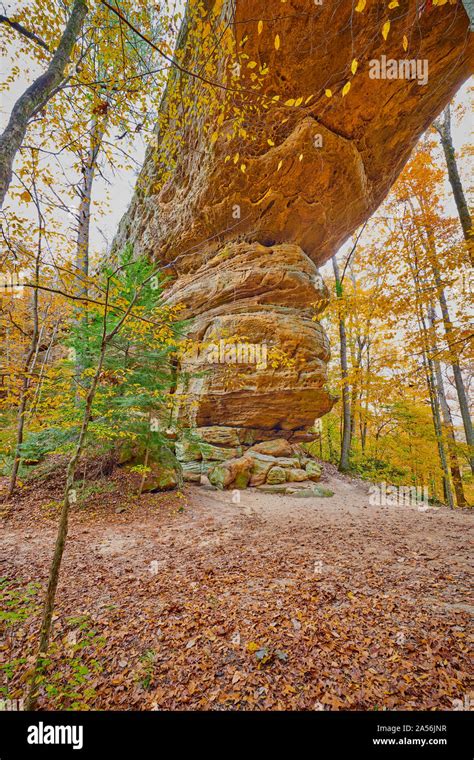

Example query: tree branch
[0,14,51,53]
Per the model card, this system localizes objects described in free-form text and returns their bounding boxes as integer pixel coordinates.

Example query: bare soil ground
[1,464,472,710]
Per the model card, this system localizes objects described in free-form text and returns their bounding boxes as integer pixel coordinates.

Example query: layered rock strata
[114,0,473,445]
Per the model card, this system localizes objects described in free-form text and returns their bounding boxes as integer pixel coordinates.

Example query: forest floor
[1,463,472,711]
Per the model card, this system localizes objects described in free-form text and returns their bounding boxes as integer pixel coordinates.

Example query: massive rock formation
[115,0,473,441]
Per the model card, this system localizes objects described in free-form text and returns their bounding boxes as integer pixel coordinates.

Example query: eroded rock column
[166,241,334,441]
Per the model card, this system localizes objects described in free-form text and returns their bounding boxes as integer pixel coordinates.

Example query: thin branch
[0,14,51,53]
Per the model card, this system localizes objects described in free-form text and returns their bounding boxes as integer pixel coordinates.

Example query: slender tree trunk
[410,204,474,476]
[428,305,467,507]
[0,0,88,208]
[25,344,106,709]
[434,104,473,265]
[418,311,455,509]
[74,118,105,384]
[6,245,41,499]
[26,272,144,709]
[332,255,351,471]
[431,265,474,474]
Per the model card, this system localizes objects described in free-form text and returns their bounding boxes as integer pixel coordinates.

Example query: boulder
[248,438,294,458]
[247,451,300,468]
[183,471,201,484]
[195,426,241,447]
[201,443,242,461]
[175,439,202,462]
[140,465,179,492]
[266,466,287,485]
[208,455,253,490]
[287,468,308,482]
[305,461,322,482]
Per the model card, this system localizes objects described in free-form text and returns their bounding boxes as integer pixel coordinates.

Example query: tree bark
[74,118,105,385]
[428,305,467,507]
[419,313,455,510]
[332,255,351,472]
[6,231,41,500]
[431,265,474,474]
[434,104,473,265]
[0,0,88,208]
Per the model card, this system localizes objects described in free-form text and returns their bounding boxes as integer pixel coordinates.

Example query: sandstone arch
[115,0,473,441]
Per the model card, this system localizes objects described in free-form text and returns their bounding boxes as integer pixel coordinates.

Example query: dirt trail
[1,470,472,710]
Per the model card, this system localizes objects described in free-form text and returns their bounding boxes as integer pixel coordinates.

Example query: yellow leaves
[274,34,280,50]
[298,153,303,161]
[305,94,314,104]
[257,20,263,35]
[247,61,257,69]
[382,20,391,40]
[403,35,408,51]
[277,160,283,171]
[19,190,31,202]
[351,58,358,75]
[246,642,259,653]
[240,164,246,173]
[388,0,399,7]
[233,153,239,164]
[355,0,366,11]
[284,96,303,107]
[210,131,219,145]
[342,81,351,97]
[325,88,333,98]
[267,138,275,146]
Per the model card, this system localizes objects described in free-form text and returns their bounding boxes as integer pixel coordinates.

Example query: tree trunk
[431,265,474,474]
[74,118,105,385]
[0,0,88,208]
[428,305,467,507]
[434,104,473,265]
[6,246,41,500]
[418,311,455,509]
[332,255,351,471]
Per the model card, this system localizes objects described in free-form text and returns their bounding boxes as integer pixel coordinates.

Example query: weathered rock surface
[208,455,253,489]
[169,242,334,434]
[206,438,326,491]
[139,464,179,492]
[248,439,295,458]
[115,0,472,441]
